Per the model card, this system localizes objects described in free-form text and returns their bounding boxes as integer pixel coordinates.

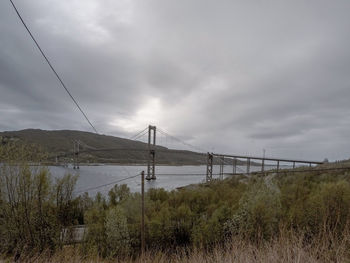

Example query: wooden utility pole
[76,141,80,169]
[141,171,145,258]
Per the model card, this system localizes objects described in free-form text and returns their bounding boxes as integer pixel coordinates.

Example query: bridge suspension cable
[157,128,207,153]
[129,127,148,140]
[9,0,98,134]
[132,130,149,141]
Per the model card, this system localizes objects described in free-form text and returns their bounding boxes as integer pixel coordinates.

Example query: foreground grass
[7,230,350,263]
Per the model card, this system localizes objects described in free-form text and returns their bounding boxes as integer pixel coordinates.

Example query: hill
[0,129,209,165]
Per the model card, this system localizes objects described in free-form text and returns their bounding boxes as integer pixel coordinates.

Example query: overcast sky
[1,0,350,161]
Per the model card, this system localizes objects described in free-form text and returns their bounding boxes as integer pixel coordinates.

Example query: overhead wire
[74,173,140,194]
[9,0,98,134]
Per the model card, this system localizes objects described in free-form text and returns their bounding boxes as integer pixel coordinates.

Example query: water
[48,164,275,196]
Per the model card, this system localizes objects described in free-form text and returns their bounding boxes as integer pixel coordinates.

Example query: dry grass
[6,231,350,263]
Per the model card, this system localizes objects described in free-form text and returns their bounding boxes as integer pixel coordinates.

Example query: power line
[9,0,98,134]
[74,173,140,194]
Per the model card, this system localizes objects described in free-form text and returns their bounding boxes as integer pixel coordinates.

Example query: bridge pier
[206,153,213,182]
[219,156,224,180]
[232,158,237,174]
[247,158,251,174]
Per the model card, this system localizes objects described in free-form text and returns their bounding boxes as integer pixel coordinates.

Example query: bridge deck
[212,153,323,165]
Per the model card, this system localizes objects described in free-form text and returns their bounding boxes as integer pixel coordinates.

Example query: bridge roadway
[211,153,324,165]
[206,152,324,182]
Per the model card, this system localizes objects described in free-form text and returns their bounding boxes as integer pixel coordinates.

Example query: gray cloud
[1,0,350,161]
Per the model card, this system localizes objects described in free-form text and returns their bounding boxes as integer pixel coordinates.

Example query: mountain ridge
[0,129,208,165]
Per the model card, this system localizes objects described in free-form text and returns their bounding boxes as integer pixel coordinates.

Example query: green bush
[105,206,130,257]
[227,180,281,241]
[305,181,350,235]
[0,143,78,254]
[83,200,107,256]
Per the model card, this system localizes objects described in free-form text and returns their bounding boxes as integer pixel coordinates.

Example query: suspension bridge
[52,125,324,183]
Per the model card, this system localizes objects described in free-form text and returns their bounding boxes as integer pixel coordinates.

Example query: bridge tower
[146,125,156,180]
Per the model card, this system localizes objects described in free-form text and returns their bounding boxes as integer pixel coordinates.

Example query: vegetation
[2,142,350,262]
[0,143,79,257]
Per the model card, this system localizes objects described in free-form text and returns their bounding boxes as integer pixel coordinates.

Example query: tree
[105,206,130,257]
[108,184,130,206]
[227,180,281,241]
[55,174,79,228]
[0,142,63,253]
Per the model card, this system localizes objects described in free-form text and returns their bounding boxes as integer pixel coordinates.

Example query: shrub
[227,180,281,241]
[305,181,350,236]
[105,206,130,257]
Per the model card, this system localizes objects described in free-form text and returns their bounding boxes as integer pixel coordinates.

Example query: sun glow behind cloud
[109,97,162,132]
